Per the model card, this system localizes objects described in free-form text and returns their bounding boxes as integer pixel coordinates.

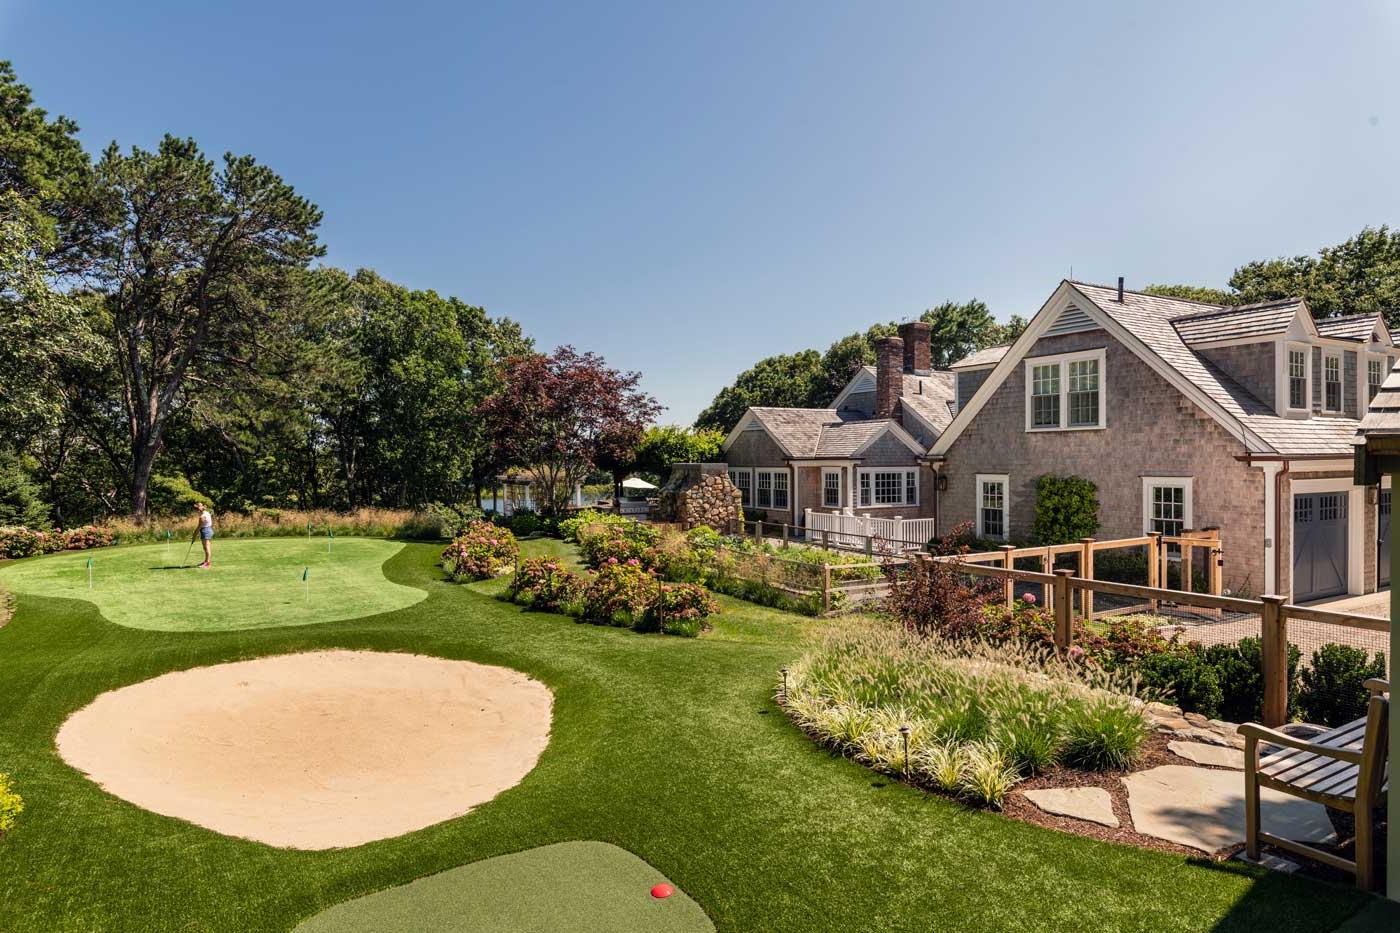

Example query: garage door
[1293,493,1348,602]
[1380,489,1391,588]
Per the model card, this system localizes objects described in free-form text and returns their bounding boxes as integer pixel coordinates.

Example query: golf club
[183,533,198,568]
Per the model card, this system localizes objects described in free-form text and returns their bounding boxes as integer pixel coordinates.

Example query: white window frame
[821,468,842,508]
[1285,342,1311,413]
[1141,476,1193,537]
[727,468,753,508]
[1367,354,1385,407]
[1023,348,1106,432]
[1322,348,1342,413]
[755,468,789,511]
[855,467,919,509]
[975,473,1009,541]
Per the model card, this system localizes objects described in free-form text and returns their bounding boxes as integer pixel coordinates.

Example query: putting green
[295,842,712,932]
[0,537,426,632]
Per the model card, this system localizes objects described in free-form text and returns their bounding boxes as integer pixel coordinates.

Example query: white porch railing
[804,509,936,552]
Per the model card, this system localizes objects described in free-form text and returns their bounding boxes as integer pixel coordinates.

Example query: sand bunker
[56,650,552,849]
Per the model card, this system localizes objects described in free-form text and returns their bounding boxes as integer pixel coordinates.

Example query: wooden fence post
[821,563,832,615]
[754,520,762,544]
[1053,569,1074,651]
[1260,595,1288,727]
[1080,537,1095,620]
[1147,532,1161,611]
[823,528,831,550]
[865,534,874,558]
[782,523,789,547]
[1181,541,1194,594]
[999,544,1015,609]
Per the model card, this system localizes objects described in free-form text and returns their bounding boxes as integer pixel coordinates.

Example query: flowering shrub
[559,508,632,543]
[507,557,586,612]
[650,582,719,637]
[441,520,519,581]
[61,525,115,550]
[577,522,659,569]
[582,559,660,627]
[0,527,63,559]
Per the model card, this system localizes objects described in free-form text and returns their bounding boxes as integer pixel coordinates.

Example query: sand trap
[56,650,552,849]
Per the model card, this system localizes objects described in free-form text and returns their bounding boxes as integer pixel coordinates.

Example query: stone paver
[1168,740,1244,769]
[1024,787,1118,828]
[1123,765,1335,853]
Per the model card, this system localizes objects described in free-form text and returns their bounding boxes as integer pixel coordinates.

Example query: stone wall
[656,463,744,531]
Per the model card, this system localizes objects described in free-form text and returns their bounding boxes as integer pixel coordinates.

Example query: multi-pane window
[1067,358,1100,427]
[858,469,917,507]
[770,471,789,510]
[1370,358,1385,403]
[728,469,752,507]
[1319,494,1340,522]
[1288,348,1308,409]
[978,477,1007,540]
[1294,497,1312,523]
[1324,353,1341,412]
[1030,363,1061,428]
[1025,351,1104,430]
[822,470,841,508]
[755,471,772,508]
[1149,485,1186,537]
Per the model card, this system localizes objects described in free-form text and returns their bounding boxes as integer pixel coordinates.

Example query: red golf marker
[651,883,674,899]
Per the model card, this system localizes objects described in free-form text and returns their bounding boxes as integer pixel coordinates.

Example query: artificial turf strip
[0,538,1377,931]
[294,841,713,932]
[0,538,425,631]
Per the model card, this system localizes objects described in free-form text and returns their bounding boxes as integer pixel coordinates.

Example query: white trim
[1022,347,1106,432]
[1321,348,1343,413]
[830,367,877,411]
[975,473,1009,541]
[1366,352,1390,414]
[1141,476,1194,535]
[754,468,791,512]
[856,466,920,509]
[820,467,842,509]
[930,281,1272,457]
[1261,461,1280,595]
[1281,341,1312,416]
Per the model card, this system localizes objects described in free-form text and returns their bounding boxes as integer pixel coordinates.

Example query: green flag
[86,558,92,569]
[303,567,309,581]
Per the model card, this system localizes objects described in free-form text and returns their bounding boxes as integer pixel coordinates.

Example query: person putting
[195,503,214,569]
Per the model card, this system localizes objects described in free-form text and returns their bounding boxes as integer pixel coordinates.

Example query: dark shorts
[200,527,214,541]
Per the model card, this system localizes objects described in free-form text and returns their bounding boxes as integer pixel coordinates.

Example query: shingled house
[932,279,1397,602]
[720,322,956,527]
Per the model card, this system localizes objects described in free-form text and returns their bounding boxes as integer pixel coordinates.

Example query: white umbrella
[621,476,657,491]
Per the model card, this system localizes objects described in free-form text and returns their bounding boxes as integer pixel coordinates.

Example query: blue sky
[6,1,1399,423]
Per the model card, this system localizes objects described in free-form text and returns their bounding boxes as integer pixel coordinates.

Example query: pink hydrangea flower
[1021,592,1036,604]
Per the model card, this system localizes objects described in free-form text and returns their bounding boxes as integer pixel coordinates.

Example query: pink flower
[1069,645,1085,660]
[1021,593,1036,604]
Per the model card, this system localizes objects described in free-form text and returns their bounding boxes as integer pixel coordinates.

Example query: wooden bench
[1238,678,1389,890]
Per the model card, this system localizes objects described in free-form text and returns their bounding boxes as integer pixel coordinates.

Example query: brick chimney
[874,335,904,418]
[898,321,932,375]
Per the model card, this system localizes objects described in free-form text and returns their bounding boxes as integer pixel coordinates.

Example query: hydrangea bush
[441,519,519,581]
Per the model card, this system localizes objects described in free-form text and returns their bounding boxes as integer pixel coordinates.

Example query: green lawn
[294,841,712,932]
[0,538,1376,931]
[0,538,424,631]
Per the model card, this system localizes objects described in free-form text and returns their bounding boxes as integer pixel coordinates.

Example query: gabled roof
[949,345,1010,370]
[1171,298,1306,345]
[1316,311,1390,343]
[832,366,956,410]
[722,407,924,459]
[931,280,1362,460]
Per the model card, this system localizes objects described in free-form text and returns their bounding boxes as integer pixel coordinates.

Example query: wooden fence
[942,558,1387,728]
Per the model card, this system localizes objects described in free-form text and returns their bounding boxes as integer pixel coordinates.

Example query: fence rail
[941,557,1388,727]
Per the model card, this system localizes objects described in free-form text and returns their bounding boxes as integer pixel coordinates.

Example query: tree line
[0,62,656,525]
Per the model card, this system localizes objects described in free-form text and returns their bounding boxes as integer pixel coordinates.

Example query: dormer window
[1023,349,1105,431]
[1287,346,1309,411]
[1322,350,1342,412]
[1369,357,1385,403]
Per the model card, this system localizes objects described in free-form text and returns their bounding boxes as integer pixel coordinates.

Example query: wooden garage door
[1293,493,1348,602]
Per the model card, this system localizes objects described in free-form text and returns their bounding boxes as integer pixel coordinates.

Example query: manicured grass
[294,841,712,932]
[0,538,1375,931]
[0,538,424,631]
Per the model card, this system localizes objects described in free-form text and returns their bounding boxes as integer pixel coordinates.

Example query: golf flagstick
[86,557,93,590]
[303,566,309,603]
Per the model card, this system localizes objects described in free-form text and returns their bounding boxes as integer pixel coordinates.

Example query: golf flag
[303,566,309,582]
[86,557,93,590]
[303,566,310,603]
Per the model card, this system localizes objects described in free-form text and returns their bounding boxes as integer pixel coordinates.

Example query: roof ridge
[1316,311,1381,322]
[1172,297,1302,322]
[1067,279,1228,309]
